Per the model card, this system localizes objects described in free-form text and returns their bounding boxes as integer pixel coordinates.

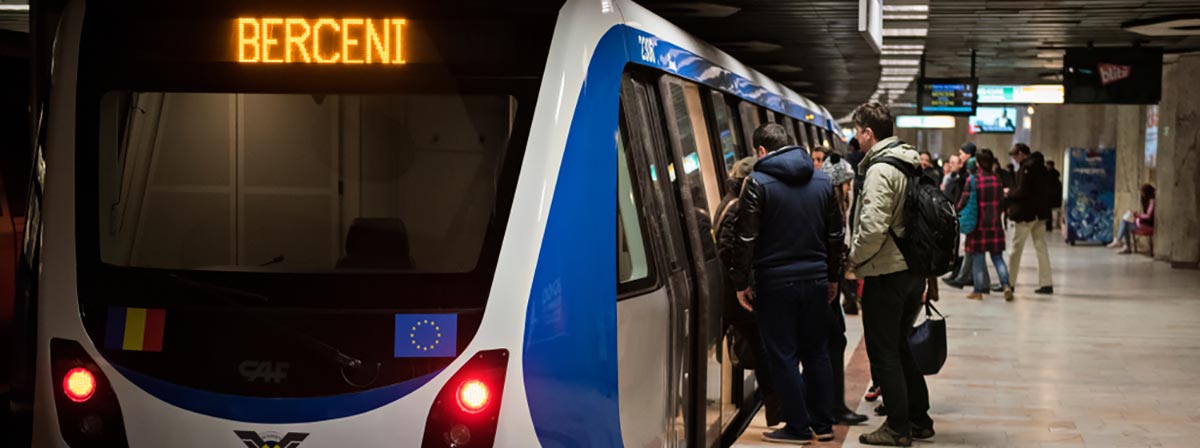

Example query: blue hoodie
[745,146,837,286]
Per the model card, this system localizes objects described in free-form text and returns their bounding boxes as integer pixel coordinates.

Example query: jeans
[1010,220,1053,288]
[754,279,835,434]
[861,270,932,434]
[1115,219,1141,246]
[972,252,1010,293]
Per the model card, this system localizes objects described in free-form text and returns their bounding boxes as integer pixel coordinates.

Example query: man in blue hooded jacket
[727,123,845,444]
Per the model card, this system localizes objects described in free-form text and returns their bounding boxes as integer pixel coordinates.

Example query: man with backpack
[847,102,938,446]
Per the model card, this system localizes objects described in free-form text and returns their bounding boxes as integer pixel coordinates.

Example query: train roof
[614,0,841,134]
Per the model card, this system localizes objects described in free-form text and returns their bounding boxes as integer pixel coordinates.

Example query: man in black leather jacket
[724,123,846,444]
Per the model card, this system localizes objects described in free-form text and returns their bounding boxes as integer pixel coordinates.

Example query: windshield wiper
[134,271,366,371]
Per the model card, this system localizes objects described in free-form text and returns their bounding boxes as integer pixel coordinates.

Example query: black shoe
[814,429,835,442]
[834,408,869,425]
[874,403,887,416]
[911,424,935,440]
[941,278,964,289]
[761,426,815,445]
[991,283,1004,292]
[859,422,912,447]
[1035,286,1054,294]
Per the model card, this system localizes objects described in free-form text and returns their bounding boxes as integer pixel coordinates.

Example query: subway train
[17,0,845,446]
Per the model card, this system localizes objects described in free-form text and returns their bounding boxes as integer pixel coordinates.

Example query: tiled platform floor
[736,234,1200,447]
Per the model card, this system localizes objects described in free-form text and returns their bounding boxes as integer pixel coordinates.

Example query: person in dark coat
[943,143,978,289]
[715,156,788,427]
[958,149,1012,300]
[1006,144,1054,294]
[726,123,844,444]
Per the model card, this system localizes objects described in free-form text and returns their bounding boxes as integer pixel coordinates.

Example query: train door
[655,75,727,447]
[618,73,695,447]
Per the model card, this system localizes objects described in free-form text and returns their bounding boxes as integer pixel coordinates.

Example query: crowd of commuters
[714,100,1107,445]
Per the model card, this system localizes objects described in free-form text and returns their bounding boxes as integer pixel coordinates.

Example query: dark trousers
[861,270,933,434]
[949,252,974,285]
[754,279,835,433]
[828,290,851,412]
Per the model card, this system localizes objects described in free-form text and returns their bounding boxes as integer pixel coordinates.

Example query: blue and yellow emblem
[394,314,457,358]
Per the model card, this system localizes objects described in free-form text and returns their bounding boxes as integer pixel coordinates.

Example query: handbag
[726,321,759,370]
[958,175,979,234]
[908,301,947,375]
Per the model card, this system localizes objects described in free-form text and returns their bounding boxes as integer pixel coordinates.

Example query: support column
[1113,105,1146,240]
[1155,54,1200,268]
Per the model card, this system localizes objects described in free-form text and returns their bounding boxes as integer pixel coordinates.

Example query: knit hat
[731,156,756,180]
[960,142,977,156]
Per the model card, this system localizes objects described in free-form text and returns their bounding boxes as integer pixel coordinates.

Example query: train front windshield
[74,3,552,398]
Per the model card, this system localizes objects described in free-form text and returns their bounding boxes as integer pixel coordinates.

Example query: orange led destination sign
[237,17,406,64]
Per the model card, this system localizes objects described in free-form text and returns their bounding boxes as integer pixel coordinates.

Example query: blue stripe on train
[521,25,625,446]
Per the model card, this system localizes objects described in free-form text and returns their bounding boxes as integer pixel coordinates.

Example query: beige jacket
[848,137,921,277]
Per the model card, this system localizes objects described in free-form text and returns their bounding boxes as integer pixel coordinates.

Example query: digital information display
[917,78,978,116]
[968,107,1018,134]
[977,85,1064,104]
[237,17,406,64]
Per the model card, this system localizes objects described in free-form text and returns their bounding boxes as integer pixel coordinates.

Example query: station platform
[734,233,1200,447]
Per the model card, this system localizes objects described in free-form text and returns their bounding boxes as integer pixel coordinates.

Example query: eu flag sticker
[394,314,457,358]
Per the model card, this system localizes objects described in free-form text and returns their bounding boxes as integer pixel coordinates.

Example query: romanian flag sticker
[394,314,457,358]
[105,307,166,352]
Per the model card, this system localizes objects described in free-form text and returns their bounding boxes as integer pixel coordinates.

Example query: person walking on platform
[1045,159,1063,231]
[958,149,1013,301]
[943,143,977,290]
[1006,143,1054,295]
[847,102,934,446]
[726,123,844,444]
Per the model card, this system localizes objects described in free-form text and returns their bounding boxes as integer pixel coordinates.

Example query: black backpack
[875,154,959,277]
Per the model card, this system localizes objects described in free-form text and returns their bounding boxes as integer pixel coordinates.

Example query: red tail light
[457,379,490,413]
[63,367,97,403]
[423,350,509,447]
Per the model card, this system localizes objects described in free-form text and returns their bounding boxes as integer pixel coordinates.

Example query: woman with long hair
[958,149,1013,301]
[1109,183,1155,254]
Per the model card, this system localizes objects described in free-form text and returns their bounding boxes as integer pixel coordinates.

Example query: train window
[96,92,515,273]
[737,102,761,156]
[781,116,799,146]
[807,123,822,151]
[708,92,743,175]
[660,79,722,219]
[794,120,810,149]
[617,119,652,287]
[763,109,776,125]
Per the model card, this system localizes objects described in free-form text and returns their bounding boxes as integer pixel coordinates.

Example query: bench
[1131,226,1154,256]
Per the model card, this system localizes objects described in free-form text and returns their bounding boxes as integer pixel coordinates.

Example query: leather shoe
[941,278,963,289]
[835,409,869,425]
[1035,286,1054,294]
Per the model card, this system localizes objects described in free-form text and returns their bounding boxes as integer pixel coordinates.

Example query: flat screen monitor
[1063,47,1162,104]
[969,107,1017,134]
[917,77,978,116]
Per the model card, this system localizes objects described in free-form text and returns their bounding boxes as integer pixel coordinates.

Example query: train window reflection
[617,129,649,285]
[96,91,515,273]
